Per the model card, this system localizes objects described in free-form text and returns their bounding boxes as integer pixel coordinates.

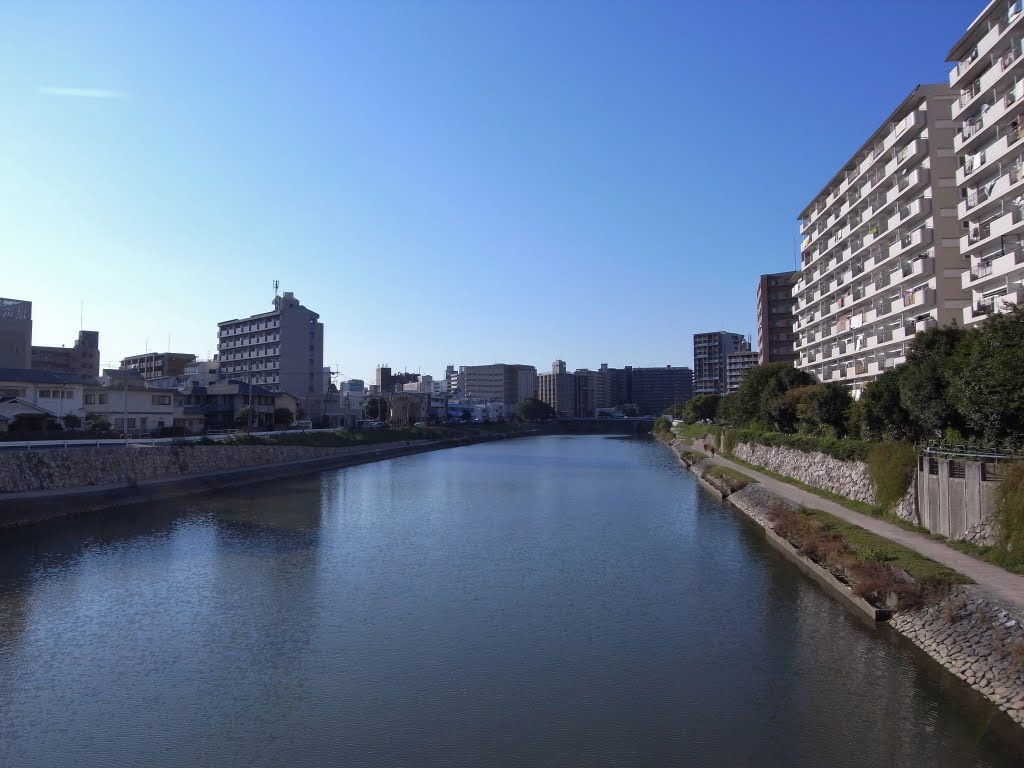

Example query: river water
[0,435,1021,766]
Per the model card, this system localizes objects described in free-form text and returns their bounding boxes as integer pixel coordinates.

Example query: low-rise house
[0,368,93,430]
[84,371,189,435]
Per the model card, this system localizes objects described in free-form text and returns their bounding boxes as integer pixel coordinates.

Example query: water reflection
[0,436,1021,767]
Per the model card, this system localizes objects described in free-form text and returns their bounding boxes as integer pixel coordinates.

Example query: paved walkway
[688,439,1024,613]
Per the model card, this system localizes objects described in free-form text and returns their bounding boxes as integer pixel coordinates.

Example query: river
[0,435,1021,766]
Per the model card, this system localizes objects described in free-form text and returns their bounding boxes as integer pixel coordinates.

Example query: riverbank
[658,433,1024,728]
[0,430,536,528]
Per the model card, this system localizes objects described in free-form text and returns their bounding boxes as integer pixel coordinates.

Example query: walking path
[688,439,1024,613]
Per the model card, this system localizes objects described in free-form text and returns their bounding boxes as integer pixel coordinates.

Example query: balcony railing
[1006,49,1021,74]
[962,115,984,141]
[974,296,997,316]
[966,185,992,209]
[971,260,994,280]
[968,220,992,243]
[960,80,982,108]
[956,47,979,79]
[963,151,986,174]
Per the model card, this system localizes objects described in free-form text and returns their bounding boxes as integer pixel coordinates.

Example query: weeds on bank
[764,501,969,610]
[703,465,756,494]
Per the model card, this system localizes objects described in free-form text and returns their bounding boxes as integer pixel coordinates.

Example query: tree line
[670,304,1024,450]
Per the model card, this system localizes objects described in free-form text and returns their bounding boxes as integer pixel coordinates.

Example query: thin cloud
[39,86,128,100]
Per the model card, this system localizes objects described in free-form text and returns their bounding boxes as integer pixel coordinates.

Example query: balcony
[951,10,1014,88]
[970,259,994,281]
[887,167,930,206]
[890,227,932,258]
[901,254,935,278]
[899,287,936,311]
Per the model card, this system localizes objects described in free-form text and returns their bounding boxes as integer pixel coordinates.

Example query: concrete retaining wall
[0,442,431,493]
[731,441,916,520]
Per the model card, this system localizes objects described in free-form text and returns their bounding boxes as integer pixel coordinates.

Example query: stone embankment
[662,435,1024,727]
[0,433,528,527]
[730,440,916,520]
[0,443,416,493]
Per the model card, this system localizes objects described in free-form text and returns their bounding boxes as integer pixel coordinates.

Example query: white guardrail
[0,427,345,451]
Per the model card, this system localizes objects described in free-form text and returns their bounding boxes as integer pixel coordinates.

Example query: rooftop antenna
[273,279,279,298]
[80,300,83,331]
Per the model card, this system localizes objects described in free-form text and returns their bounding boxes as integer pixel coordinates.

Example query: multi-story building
[456,363,537,406]
[31,330,100,377]
[794,84,967,395]
[629,366,694,415]
[84,371,191,435]
[947,0,1024,324]
[120,351,196,380]
[0,298,32,369]
[537,360,575,416]
[217,291,324,396]
[693,332,747,395]
[756,272,799,365]
[726,350,760,394]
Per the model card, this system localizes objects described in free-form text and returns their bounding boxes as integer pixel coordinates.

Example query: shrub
[653,416,672,434]
[867,441,916,511]
[730,428,872,462]
[721,429,737,456]
[994,460,1024,558]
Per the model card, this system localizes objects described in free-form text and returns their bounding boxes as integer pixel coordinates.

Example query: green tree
[234,407,251,428]
[62,413,82,429]
[515,398,556,421]
[616,404,639,417]
[729,363,815,428]
[273,407,295,426]
[461,408,472,422]
[898,325,965,439]
[948,305,1024,447]
[859,368,914,440]
[682,394,720,424]
[84,413,111,432]
[364,396,387,421]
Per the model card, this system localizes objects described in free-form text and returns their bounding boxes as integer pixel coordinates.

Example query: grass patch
[729,450,1024,577]
[799,506,969,589]
[765,502,969,609]
[704,464,756,487]
[672,423,722,441]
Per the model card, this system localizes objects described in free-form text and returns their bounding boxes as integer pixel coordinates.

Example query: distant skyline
[1,1,979,382]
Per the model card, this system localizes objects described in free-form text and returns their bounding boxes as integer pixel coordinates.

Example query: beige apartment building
[948,0,1024,323]
[795,84,968,396]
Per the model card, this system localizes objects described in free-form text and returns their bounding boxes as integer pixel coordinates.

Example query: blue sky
[0,0,980,383]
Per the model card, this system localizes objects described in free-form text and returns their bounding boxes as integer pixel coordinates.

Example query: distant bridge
[556,417,655,434]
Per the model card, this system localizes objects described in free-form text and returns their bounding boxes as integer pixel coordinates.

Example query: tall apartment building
[756,271,799,365]
[794,85,967,396]
[629,366,694,415]
[537,360,575,416]
[0,297,32,369]
[120,351,196,380]
[726,350,759,394]
[947,0,1024,324]
[693,332,747,395]
[457,363,537,406]
[31,330,100,377]
[217,291,324,395]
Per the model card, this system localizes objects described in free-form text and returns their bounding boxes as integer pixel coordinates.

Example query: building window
[949,460,965,479]
[98,394,109,404]
[39,389,58,399]
[982,463,1002,482]
[152,395,171,406]
[84,394,96,404]
[928,458,939,475]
